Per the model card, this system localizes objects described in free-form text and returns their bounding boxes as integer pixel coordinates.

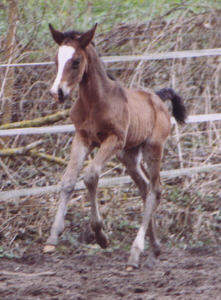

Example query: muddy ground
[0,244,220,300]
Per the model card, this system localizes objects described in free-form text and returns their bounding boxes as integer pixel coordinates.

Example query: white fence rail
[1,164,221,202]
[0,48,221,68]
[0,114,220,137]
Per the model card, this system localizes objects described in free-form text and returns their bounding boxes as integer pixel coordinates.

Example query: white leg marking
[128,192,156,266]
[132,225,145,252]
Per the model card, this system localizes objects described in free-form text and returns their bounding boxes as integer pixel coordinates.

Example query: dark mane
[63,30,95,47]
[63,30,83,40]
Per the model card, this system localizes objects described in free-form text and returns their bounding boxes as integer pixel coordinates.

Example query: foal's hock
[44,23,186,269]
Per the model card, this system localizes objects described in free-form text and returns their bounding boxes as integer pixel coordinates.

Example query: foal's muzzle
[49,88,69,103]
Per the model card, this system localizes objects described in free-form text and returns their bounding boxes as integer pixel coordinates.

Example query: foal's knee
[84,165,99,189]
[150,176,161,207]
[156,189,161,206]
[60,180,75,197]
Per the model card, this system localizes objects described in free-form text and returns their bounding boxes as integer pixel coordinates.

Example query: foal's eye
[72,59,80,69]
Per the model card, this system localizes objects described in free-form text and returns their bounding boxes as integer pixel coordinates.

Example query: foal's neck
[79,45,111,101]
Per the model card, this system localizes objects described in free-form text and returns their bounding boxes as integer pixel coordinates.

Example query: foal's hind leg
[44,133,89,252]
[118,147,161,268]
[137,142,163,267]
[141,162,161,260]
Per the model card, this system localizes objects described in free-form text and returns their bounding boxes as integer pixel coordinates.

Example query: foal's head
[49,23,97,102]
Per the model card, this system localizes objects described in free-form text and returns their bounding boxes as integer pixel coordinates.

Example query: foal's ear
[78,23,97,48]
[49,24,65,45]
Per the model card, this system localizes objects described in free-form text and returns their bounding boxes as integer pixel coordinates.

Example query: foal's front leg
[44,133,90,253]
[84,135,122,249]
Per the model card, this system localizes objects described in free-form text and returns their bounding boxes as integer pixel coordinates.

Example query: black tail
[155,88,187,124]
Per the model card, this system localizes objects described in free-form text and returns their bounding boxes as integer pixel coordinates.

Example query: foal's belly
[125,116,154,148]
[125,95,155,148]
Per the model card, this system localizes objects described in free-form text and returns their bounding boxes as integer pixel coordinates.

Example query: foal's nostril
[58,88,64,103]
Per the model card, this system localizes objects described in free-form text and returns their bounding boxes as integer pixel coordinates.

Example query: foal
[44,24,186,268]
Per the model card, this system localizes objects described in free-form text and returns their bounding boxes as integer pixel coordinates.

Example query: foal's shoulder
[111,81,128,102]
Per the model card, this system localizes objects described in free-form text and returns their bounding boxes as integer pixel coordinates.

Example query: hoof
[126,263,139,271]
[145,253,158,269]
[95,230,109,249]
[78,225,95,244]
[43,245,56,253]
[153,246,161,257]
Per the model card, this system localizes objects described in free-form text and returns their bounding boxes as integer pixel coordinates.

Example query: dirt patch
[0,245,220,300]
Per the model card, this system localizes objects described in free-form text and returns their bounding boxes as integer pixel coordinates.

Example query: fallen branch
[0,270,55,277]
[0,141,67,165]
[0,140,43,156]
[29,150,67,165]
[0,109,70,130]
[0,147,119,167]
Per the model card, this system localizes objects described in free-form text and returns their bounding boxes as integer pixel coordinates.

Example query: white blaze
[50,45,75,94]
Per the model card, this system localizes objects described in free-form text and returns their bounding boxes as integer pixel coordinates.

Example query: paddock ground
[0,242,221,299]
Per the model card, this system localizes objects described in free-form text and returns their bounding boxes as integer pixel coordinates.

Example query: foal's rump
[125,88,171,148]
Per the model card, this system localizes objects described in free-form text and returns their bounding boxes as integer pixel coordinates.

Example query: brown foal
[44,24,186,268]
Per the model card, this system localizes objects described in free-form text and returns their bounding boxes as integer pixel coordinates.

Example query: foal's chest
[70,103,110,145]
[81,119,106,145]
